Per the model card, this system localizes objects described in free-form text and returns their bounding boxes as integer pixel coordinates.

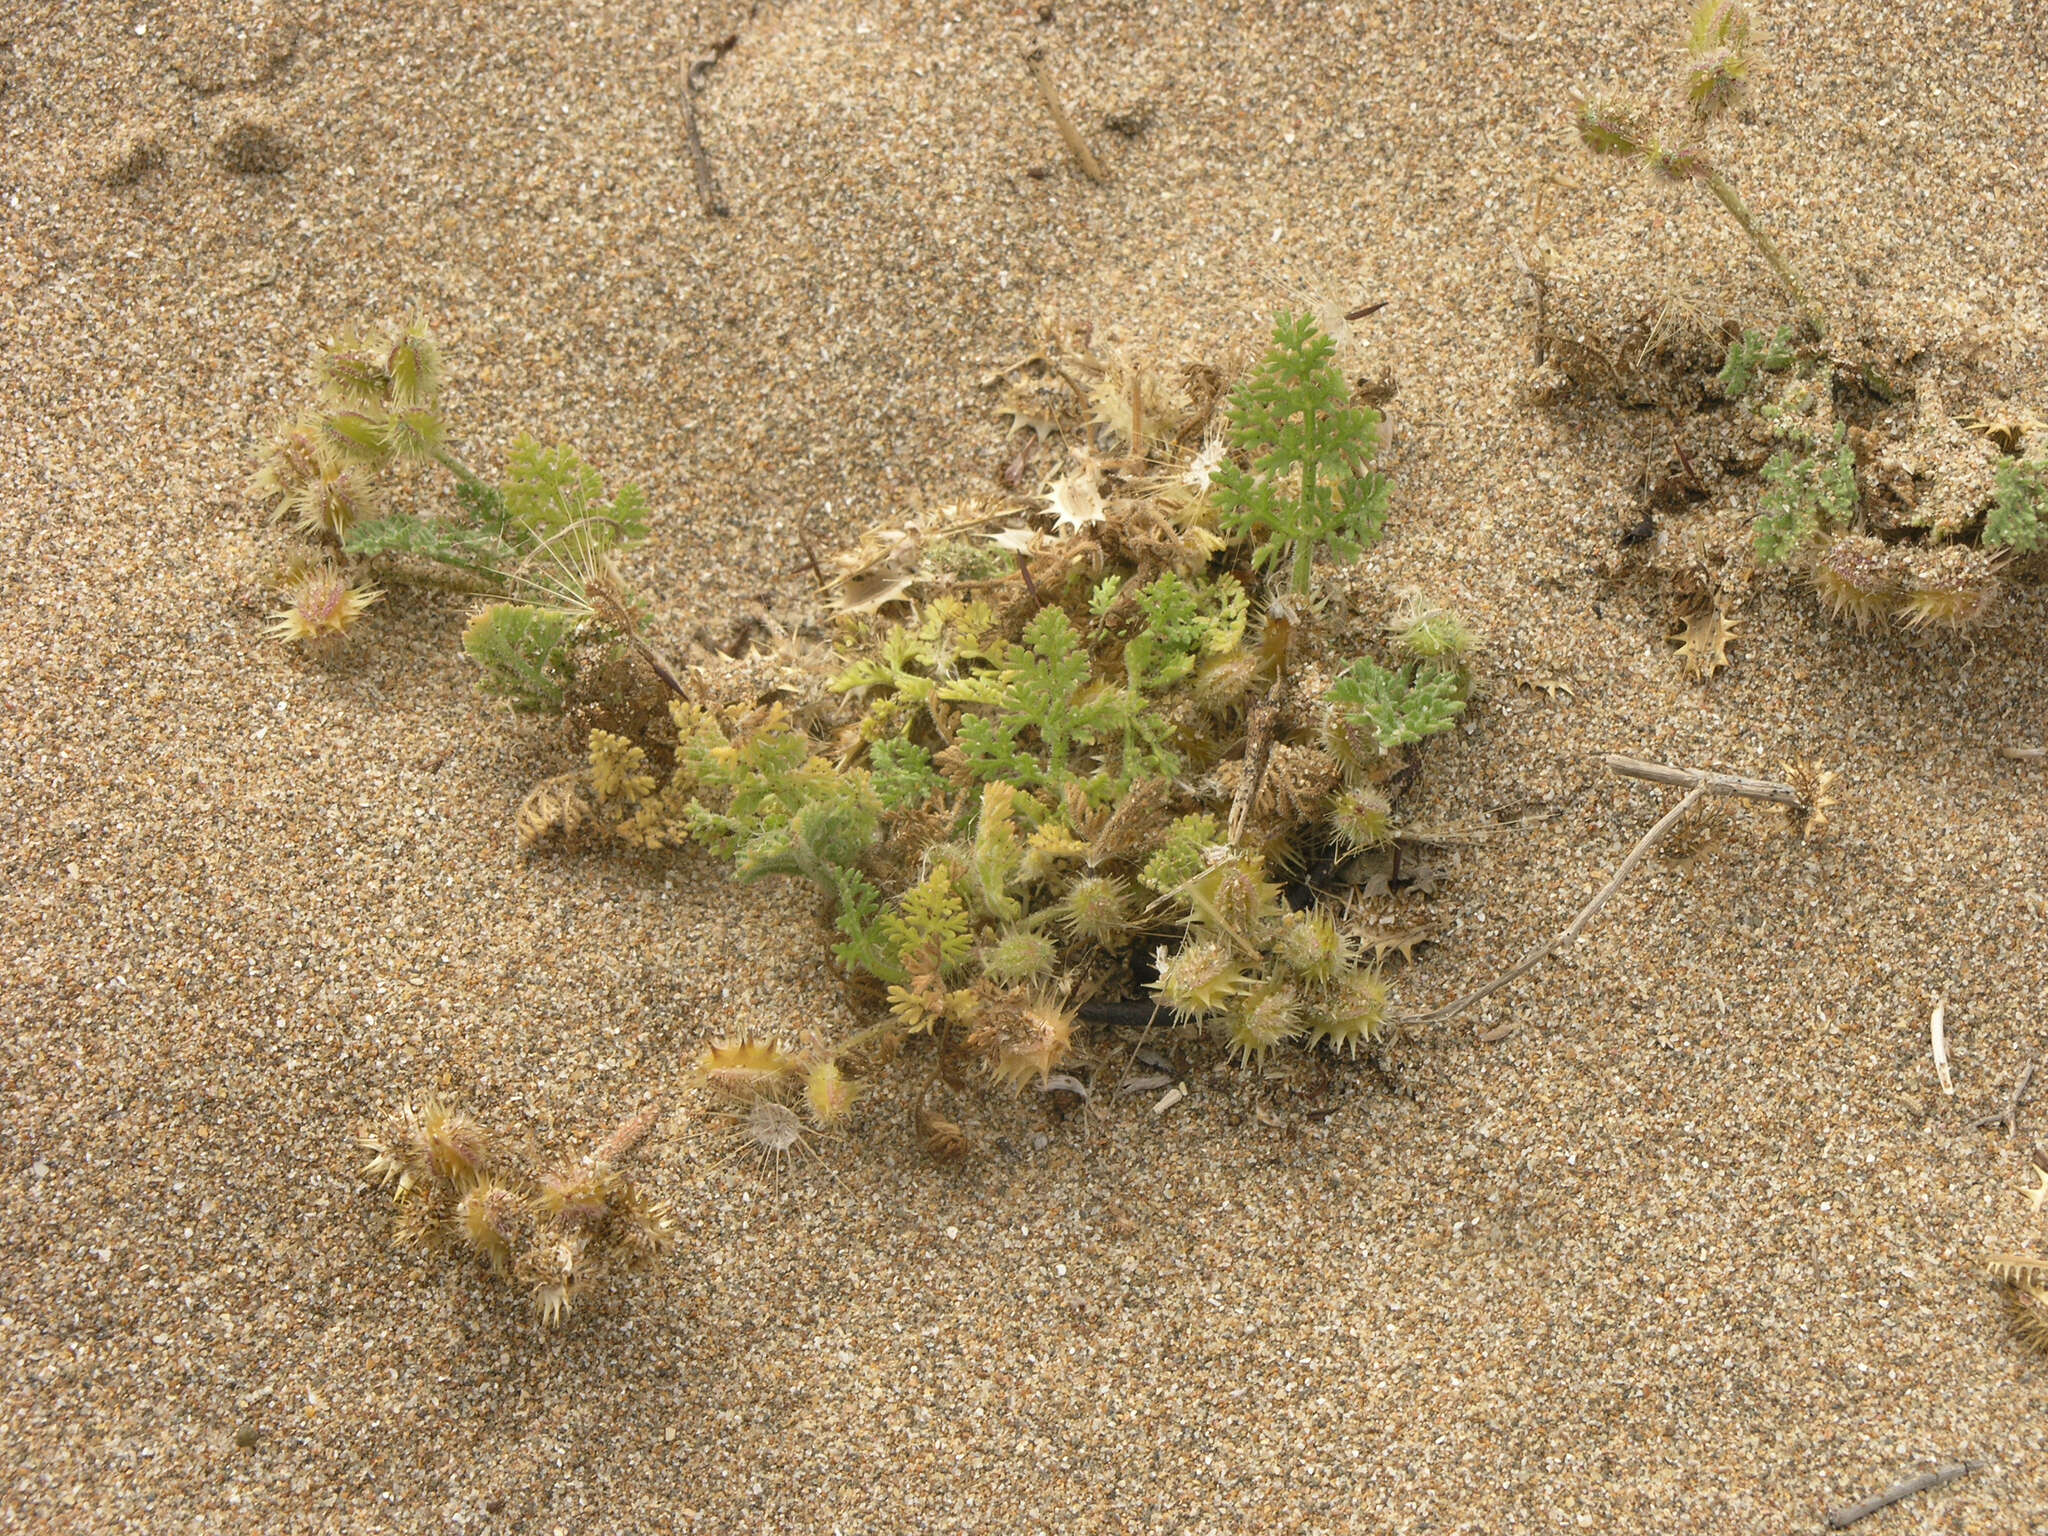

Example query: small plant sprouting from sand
[251,318,661,707]
[1574,1,1825,338]
[359,1094,674,1326]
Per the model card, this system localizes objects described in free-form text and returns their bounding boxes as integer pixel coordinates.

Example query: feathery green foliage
[1211,312,1388,596]
[1326,656,1466,755]
[462,605,581,711]
[1986,457,2048,554]
[1753,424,1857,566]
[1718,326,1796,399]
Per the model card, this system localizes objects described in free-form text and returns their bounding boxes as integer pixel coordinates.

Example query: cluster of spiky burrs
[360,1095,675,1326]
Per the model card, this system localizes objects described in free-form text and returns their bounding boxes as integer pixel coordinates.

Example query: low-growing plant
[268,312,1481,1176]
[251,319,656,707]
[1726,343,2016,631]
[1574,1,1825,338]
[496,312,1477,1149]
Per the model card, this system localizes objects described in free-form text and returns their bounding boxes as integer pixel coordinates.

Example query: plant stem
[431,444,490,492]
[1699,167,1826,338]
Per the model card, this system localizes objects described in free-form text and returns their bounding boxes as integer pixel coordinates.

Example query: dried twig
[1973,1058,2038,1135]
[1404,756,1808,1032]
[1025,48,1106,183]
[680,32,743,217]
[1601,755,1806,807]
[1994,744,2047,761]
[1824,1460,1987,1530]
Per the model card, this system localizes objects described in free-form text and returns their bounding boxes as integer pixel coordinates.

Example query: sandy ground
[6,1,2048,1530]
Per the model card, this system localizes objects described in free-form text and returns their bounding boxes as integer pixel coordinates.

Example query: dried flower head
[1386,593,1478,662]
[1779,759,1838,841]
[974,991,1077,1090]
[315,331,394,408]
[455,1177,525,1274]
[1274,907,1352,987]
[286,455,384,539]
[269,563,382,644]
[249,414,330,509]
[735,1099,813,1176]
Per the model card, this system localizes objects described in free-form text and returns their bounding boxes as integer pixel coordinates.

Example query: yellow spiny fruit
[975,992,1077,1090]
[803,1059,861,1128]
[692,1037,807,1102]
[1304,968,1391,1057]
[1223,979,1302,1064]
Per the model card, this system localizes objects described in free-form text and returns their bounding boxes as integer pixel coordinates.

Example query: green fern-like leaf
[1753,425,1855,566]
[879,867,974,980]
[1986,457,2048,553]
[869,738,947,811]
[461,604,580,711]
[1211,312,1389,595]
[1326,656,1465,755]
[1717,325,1795,398]
[946,607,1129,791]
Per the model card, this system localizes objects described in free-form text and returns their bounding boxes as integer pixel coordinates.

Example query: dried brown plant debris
[359,1094,675,1327]
[1668,600,1738,678]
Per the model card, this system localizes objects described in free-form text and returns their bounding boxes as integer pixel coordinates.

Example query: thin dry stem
[1025,49,1107,183]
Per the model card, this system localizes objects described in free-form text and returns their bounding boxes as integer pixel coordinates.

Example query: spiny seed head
[1895,546,2002,630]
[1274,907,1352,987]
[982,927,1060,987]
[1224,980,1303,1064]
[383,320,444,407]
[376,404,446,462]
[1387,593,1477,662]
[1810,535,1901,630]
[322,409,395,467]
[539,1161,619,1231]
[516,1237,583,1328]
[410,1097,490,1189]
[269,563,382,644]
[1151,937,1250,1018]
[1191,651,1263,715]
[454,1177,524,1274]
[1060,874,1134,948]
[1328,784,1393,855]
[693,1037,807,1102]
[2006,1282,2048,1354]
[287,457,384,540]
[250,415,330,508]
[1185,855,1283,947]
[314,332,393,408]
[1306,969,1391,1056]
[977,991,1077,1090]
[803,1059,861,1127]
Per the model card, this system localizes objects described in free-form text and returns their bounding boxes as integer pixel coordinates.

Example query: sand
[5,0,2048,1530]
